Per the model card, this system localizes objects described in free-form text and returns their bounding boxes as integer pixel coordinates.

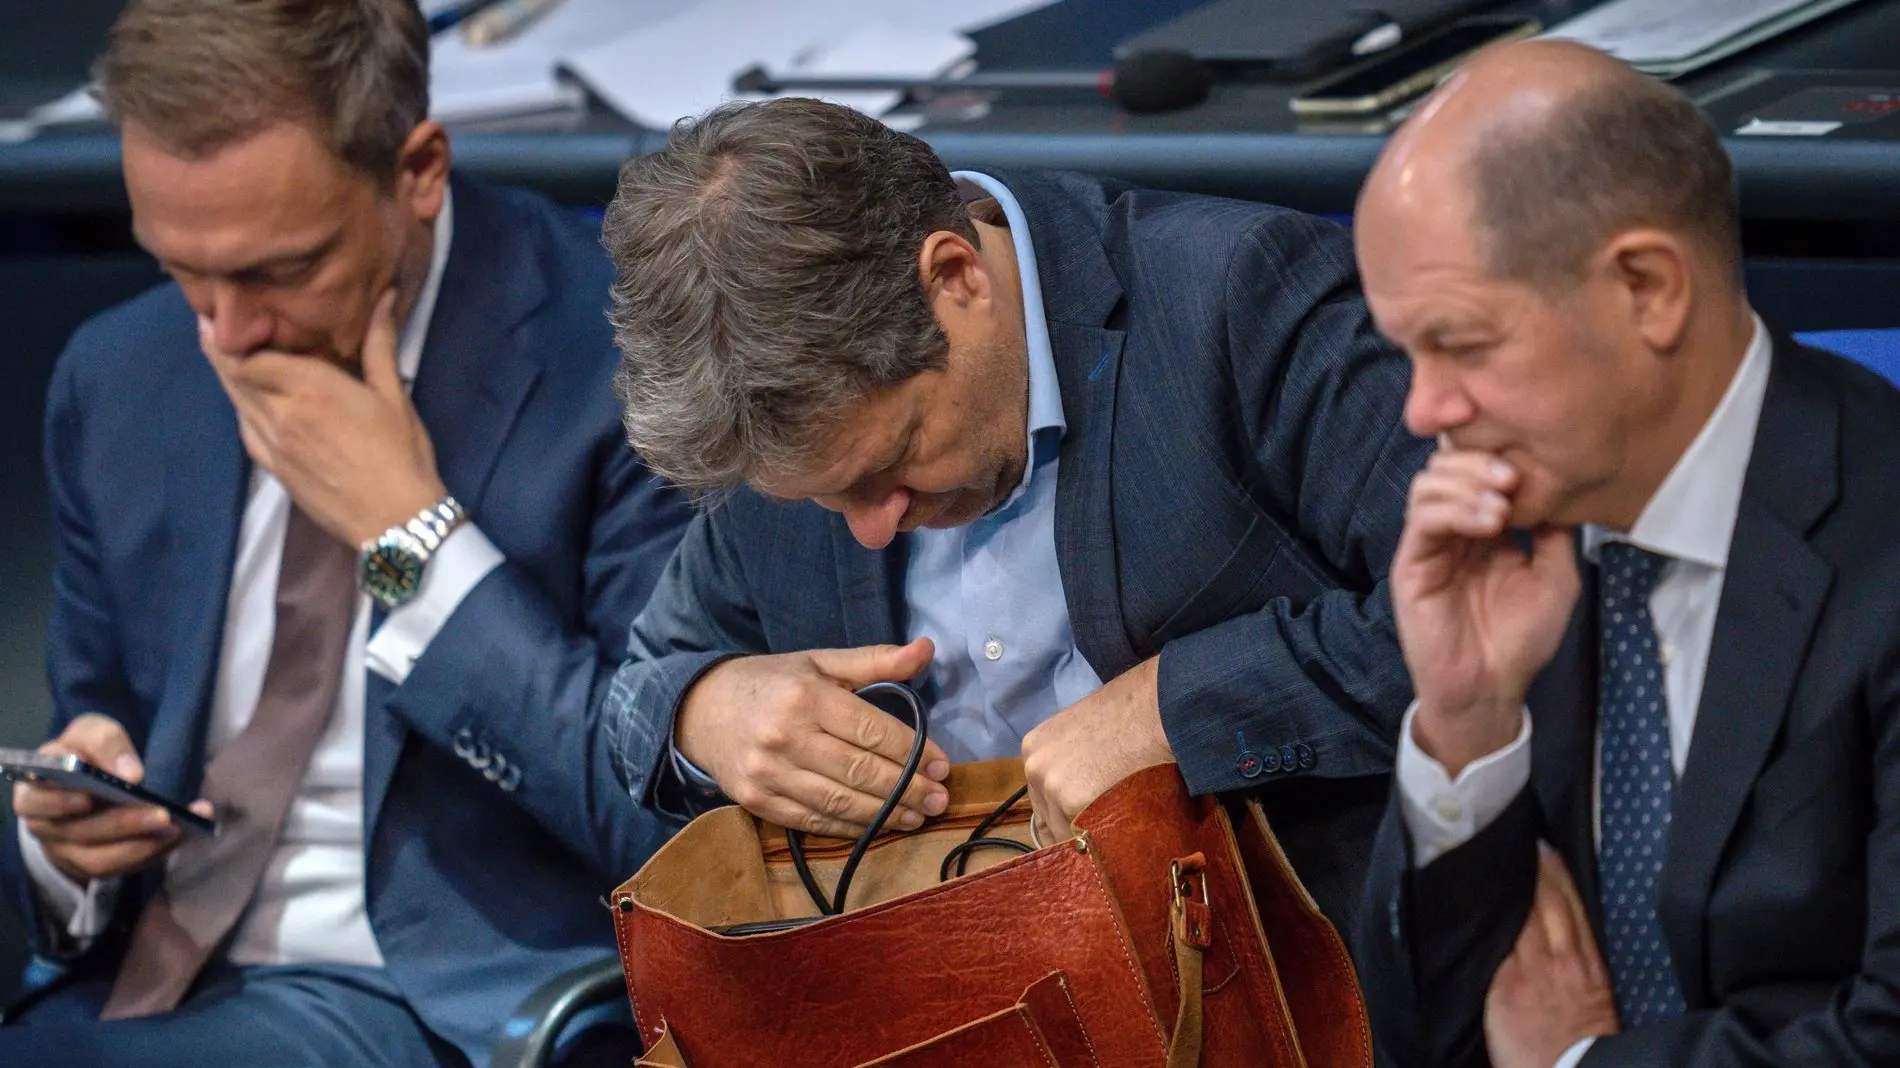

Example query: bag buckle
[1170,853,1211,949]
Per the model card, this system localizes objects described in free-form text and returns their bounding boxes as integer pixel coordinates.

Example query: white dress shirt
[22,188,506,966]
[1395,316,1772,1067]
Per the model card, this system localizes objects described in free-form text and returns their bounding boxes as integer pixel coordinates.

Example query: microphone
[732,48,1213,115]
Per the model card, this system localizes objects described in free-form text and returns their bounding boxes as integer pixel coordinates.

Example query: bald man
[1350,41,1900,1068]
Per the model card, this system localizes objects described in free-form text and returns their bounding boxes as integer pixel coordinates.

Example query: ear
[917,229,990,314]
[1600,229,1693,354]
[394,120,452,224]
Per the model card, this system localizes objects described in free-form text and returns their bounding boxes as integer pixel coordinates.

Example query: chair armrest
[490,954,633,1068]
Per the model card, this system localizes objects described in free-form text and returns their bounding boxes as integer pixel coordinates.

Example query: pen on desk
[1352,21,1404,56]
[461,0,567,48]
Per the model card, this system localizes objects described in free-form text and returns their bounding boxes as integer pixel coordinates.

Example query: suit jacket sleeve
[379,435,692,879]
[604,506,772,822]
[1,332,145,960]
[1158,214,1426,795]
[1357,780,1543,1068]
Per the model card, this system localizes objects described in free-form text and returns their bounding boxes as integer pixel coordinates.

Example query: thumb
[809,637,935,689]
[360,288,404,397]
[1527,526,1581,591]
[52,714,143,783]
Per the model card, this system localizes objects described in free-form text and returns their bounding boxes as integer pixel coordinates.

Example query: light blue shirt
[905,172,1104,763]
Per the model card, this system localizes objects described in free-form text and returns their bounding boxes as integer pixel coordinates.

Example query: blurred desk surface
[2,0,1899,220]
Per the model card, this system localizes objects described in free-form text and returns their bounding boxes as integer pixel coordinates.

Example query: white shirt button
[1433,796,1464,823]
[1658,643,1676,667]
[983,638,1004,661]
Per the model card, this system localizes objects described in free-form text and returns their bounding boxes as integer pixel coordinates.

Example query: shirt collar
[396,184,454,386]
[1583,314,1773,570]
[951,171,1063,512]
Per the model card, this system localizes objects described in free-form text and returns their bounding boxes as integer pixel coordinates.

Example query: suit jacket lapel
[1662,336,1837,1006]
[1530,545,1603,929]
[1052,323,1135,678]
[155,352,249,802]
[364,177,547,834]
[993,171,1138,680]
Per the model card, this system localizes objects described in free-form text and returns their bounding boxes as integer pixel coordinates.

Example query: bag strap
[1168,853,1211,1068]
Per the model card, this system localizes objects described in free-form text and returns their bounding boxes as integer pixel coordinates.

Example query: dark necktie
[104,504,356,1018]
[1595,541,1687,1027]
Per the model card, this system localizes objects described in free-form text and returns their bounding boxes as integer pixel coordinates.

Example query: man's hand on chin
[201,289,447,548]
[1485,845,1621,1068]
[1021,656,1172,839]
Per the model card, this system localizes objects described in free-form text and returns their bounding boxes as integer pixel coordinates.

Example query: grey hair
[603,97,975,493]
[95,0,429,185]
[1469,71,1742,291]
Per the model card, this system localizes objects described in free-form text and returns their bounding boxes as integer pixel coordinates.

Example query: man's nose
[1402,361,1475,439]
[207,283,275,356]
[842,488,912,550]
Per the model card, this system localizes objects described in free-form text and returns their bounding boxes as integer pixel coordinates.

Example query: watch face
[361,532,425,608]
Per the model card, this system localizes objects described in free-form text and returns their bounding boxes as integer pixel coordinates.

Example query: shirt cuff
[17,817,120,945]
[366,523,505,684]
[1554,1036,1595,1068]
[1395,701,1532,867]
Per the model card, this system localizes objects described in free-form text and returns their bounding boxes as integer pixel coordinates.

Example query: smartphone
[1291,15,1541,118]
[0,748,217,837]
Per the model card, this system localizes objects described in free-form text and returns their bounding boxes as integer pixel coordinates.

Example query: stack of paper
[561,0,1058,130]
[1543,0,1868,79]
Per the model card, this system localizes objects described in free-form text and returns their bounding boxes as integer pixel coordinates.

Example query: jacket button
[452,728,476,760]
[1279,745,1298,772]
[1236,750,1264,779]
[497,763,523,793]
[1262,749,1281,773]
[1295,743,1316,770]
[469,741,492,770]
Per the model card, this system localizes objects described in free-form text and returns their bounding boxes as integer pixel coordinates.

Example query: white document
[1543,0,1863,67]
[562,0,1057,129]
[429,0,692,125]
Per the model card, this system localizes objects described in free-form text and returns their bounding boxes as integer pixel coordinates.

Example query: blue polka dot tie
[1596,541,1686,1026]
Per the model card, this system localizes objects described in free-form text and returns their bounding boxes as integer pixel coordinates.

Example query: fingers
[808,638,935,693]
[1539,842,1609,985]
[360,289,404,398]
[42,835,183,883]
[1403,451,1521,547]
[1024,779,1071,844]
[25,804,180,847]
[11,780,97,821]
[49,714,141,781]
[796,731,947,824]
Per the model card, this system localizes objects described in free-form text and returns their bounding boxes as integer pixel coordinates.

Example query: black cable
[938,836,1034,883]
[784,825,832,915]
[786,683,930,916]
[953,784,1031,878]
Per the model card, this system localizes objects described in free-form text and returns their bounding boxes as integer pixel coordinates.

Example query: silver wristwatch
[358,497,467,610]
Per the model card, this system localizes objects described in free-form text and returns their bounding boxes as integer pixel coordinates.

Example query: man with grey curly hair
[601,97,1430,934]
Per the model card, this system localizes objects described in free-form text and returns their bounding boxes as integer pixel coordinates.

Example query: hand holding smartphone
[0,748,216,838]
[6,714,216,885]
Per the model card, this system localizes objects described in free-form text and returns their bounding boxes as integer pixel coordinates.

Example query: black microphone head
[1110,48,1211,114]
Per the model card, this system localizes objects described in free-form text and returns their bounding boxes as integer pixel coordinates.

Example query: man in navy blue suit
[0,1,688,1064]
[599,98,1430,937]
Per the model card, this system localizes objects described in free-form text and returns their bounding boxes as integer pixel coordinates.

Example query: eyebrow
[139,229,341,280]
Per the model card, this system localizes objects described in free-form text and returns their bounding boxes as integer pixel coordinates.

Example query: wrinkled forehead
[748,387,915,501]
[123,120,369,270]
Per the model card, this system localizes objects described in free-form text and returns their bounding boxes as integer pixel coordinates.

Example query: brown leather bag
[610,760,1371,1068]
